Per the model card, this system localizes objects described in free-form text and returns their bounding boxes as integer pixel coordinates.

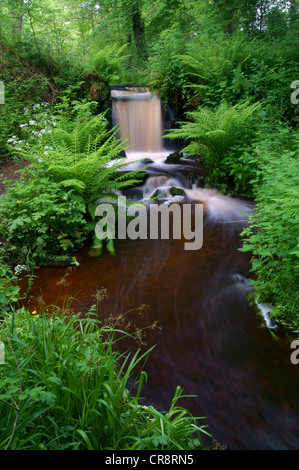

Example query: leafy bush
[0,168,87,265]
[0,307,211,450]
[88,44,128,84]
[22,107,143,204]
[0,45,57,161]
[2,103,145,262]
[168,100,261,191]
[174,31,299,125]
[239,52,299,125]
[6,101,58,156]
[148,24,190,108]
[0,257,20,311]
[240,129,299,323]
[177,32,249,104]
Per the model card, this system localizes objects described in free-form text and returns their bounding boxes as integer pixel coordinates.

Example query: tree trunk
[214,1,236,34]
[13,15,23,42]
[132,7,147,59]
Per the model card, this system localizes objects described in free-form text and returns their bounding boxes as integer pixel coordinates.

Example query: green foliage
[209,0,295,35]
[23,107,143,204]
[0,168,87,265]
[177,32,249,101]
[240,128,299,323]
[6,101,58,157]
[89,44,128,84]
[2,102,144,262]
[146,0,189,44]
[168,100,261,190]
[0,46,54,161]
[174,30,298,124]
[0,257,20,311]
[0,307,210,450]
[148,24,190,107]
[238,48,299,124]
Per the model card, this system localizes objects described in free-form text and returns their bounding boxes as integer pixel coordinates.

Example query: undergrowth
[0,303,211,450]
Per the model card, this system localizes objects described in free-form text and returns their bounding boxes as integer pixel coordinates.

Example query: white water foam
[183,188,253,223]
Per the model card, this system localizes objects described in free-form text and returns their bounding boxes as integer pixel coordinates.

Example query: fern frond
[168,101,261,165]
[58,179,86,192]
[27,111,143,204]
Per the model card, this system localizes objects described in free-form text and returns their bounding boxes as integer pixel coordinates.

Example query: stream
[21,88,299,450]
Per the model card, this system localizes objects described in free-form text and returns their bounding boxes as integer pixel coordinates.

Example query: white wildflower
[14,264,27,275]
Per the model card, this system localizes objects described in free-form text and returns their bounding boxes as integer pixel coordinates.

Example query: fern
[176,33,250,95]
[88,44,128,83]
[22,110,145,256]
[25,112,143,204]
[168,101,260,167]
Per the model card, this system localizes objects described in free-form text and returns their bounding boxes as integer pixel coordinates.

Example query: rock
[118,149,127,158]
[46,259,72,267]
[169,187,186,197]
[231,273,252,287]
[140,158,154,165]
[123,187,144,201]
[165,152,182,164]
[189,172,204,188]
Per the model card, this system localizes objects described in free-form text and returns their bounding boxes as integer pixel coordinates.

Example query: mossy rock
[169,187,186,197]
[165,152,182,164]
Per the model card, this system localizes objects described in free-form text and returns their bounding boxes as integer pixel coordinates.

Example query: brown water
[21,90,299,449]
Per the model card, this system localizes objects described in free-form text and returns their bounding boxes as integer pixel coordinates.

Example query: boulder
[165,152,182,164]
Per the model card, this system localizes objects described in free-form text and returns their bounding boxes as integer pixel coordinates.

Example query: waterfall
[111,87,164,155]
[111,86,253,224]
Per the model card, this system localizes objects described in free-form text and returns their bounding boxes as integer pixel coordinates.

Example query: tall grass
[0,305,211,450]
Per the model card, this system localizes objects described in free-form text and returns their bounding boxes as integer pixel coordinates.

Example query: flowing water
[22,88,299,449]
[112,87,163,153]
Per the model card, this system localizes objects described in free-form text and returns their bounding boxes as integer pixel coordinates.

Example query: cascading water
[112,86,253,225]
[112,87,164,156]
[21,86,299,450]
